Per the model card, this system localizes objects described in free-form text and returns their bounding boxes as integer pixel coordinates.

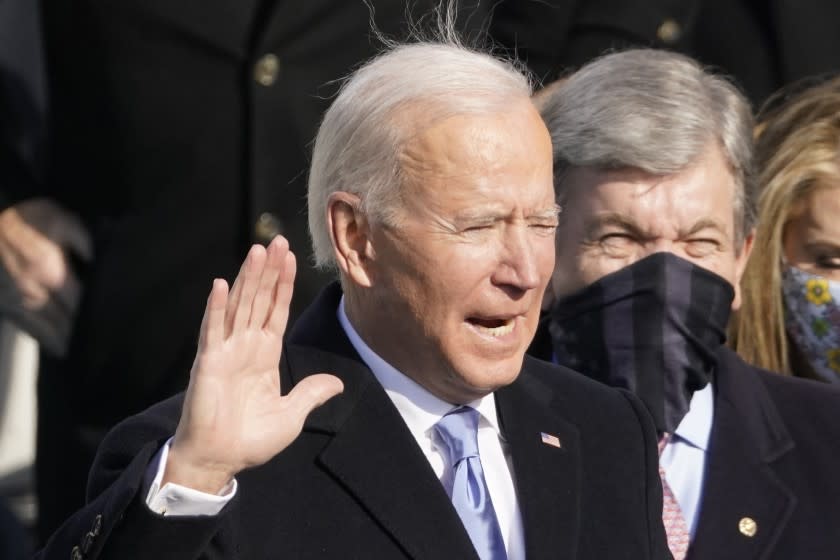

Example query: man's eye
[600,233,633,246]
[686,239,719,256]
[530,222,558,234]
[462,224,494,234]
[599,233,635,255]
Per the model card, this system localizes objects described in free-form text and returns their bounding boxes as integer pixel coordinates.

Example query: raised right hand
[164,236,343,494]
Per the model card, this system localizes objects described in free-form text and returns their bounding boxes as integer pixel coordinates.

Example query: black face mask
[548,252,734,434]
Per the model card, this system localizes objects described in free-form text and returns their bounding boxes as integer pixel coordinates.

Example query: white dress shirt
[659,383,714,538]
[143,297,526,559]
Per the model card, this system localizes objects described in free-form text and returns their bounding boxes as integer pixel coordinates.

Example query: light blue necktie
[434,406,508,560]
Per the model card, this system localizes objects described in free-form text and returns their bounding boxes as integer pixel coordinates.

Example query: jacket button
[657,19,682,44]
[254,212,283,244]
[82,531,95,553]
[71,545,83,560]
[254,53,280,86]
[738,517,758,537]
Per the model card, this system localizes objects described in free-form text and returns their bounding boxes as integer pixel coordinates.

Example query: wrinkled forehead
[561,158,739,235]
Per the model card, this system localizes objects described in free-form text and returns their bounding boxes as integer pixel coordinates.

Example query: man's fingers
[232,246,266,333]
[18,277,50,310]
[266,250,296,334]
[224,246,262,337]
[250,237,287,328]
[24,239,68,290]
[3,216,68,290]
[223,250,255,336]
[198,279,229,349]
[283,374,344,423]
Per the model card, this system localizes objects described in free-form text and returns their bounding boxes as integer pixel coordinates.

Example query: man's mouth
[466,316,516,337]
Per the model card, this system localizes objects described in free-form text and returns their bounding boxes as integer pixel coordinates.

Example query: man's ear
[731,228,755,310]
[327,192,376,288]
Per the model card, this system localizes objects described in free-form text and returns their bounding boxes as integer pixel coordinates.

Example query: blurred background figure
[684,0,840,106]
[731,75,840,383]
[0,0,46,555]
[489,0,699,83]
[493,0,840,109]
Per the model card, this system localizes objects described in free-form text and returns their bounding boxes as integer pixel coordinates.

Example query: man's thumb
[286,374,344,420]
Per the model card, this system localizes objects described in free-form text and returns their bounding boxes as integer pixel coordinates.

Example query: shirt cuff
[142,437,237,517]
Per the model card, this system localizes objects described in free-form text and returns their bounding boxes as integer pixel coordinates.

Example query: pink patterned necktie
[659,434,690,560]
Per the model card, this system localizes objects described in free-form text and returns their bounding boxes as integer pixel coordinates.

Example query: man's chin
[448,357,524,401]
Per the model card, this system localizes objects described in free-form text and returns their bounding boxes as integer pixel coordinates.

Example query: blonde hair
[730,75,840,374]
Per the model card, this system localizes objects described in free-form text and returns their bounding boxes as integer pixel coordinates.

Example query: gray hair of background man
[536,49,756,245]
[307,39,532,270]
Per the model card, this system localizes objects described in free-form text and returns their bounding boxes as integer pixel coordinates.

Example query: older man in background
[533,49,840,560]
[36,35,669,560]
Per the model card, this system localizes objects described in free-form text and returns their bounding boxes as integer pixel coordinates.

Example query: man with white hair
[36,39,669,559]
[533,49,840,559]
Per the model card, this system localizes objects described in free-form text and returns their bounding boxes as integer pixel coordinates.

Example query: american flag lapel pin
[540,432,562,449]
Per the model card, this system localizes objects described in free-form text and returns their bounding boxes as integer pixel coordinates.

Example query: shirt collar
[673,383,714,451]
[337,296,502,438]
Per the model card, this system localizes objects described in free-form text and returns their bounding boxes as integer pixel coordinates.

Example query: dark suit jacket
[531,322,840,559]
[489,0,701,83]
[681,0,840,106]
[689,348,840,560]
[37,284,670,559]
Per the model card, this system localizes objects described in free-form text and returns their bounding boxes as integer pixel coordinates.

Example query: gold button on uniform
[739,517,758,537]
[657,19,682,44]
[255,212,283,244]
[82,530,96,553]
[254,53,280,86]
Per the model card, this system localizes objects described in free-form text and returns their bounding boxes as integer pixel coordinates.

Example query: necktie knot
[435,406,481,465]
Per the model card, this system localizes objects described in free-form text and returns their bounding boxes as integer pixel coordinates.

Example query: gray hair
[307,40,532,270]
[537,49,756,242]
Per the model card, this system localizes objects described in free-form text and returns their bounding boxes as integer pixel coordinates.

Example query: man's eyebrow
[452,209,507,224]
[683,218,726,236]
[529,205,563,221]
[454,205,561,223]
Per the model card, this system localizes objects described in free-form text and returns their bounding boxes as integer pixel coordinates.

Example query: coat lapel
[316,379,479,560]
[689,350,796,560]
[496,361,582,560]
[284,285,479,559]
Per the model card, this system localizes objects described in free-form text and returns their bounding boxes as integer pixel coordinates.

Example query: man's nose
[493,225,544,291]
[645,238,677,258]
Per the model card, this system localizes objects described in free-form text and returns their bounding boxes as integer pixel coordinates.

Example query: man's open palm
[165,236,343,494]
